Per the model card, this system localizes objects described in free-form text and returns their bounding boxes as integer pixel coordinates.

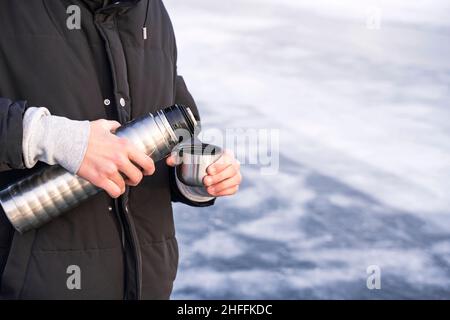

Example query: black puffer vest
[0,0,208,299]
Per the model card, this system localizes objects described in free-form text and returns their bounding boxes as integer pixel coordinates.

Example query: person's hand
[203,150,242,197]
[166,149,242,197]
[77,120,155,198]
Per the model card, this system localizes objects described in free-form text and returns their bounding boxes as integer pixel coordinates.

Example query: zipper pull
[143,27,148,40]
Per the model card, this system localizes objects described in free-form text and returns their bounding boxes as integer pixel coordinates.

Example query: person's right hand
[77,119,155,198]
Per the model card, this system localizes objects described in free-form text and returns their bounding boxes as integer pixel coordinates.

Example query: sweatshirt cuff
[22,107,90,174]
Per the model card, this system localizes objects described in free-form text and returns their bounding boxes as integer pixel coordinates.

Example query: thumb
[166,154,178,167]
[166,151,182,167]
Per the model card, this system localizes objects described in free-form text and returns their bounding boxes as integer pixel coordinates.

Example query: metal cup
[175,143,223,188]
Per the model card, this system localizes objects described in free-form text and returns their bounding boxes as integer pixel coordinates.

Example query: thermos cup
[175,142,223,197]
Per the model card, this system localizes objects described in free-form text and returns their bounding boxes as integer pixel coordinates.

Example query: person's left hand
[166,150,242,197]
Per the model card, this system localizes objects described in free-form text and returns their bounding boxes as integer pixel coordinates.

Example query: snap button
[108,206,113,212]
[119,98,126,107]
[104,99,111,106]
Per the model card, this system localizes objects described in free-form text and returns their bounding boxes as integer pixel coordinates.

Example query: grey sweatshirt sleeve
[22,107,90,174]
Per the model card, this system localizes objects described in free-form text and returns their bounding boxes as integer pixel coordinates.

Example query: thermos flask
[0,105,198,233]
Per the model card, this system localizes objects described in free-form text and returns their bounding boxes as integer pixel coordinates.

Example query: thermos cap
[163,105,198,138]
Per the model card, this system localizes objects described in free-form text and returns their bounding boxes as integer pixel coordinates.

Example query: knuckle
[132,173,143,185]
[224,170,232,180]
[117,137,131,148]
[216,156,226,166]
[103,164,117,176]
[117,177,126,189]
[87,170,101,181]
[221,154,231,164]
[207,177,216,186]
[101,120,112,130]
[219,171,230,181]
[207,187,216,196]
[114,154,129,167]
[126,168,143,186]
[92,178,105,190]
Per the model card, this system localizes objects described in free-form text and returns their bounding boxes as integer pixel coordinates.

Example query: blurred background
[164,0,450,299]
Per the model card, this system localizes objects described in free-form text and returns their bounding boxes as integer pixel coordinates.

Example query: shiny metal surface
[0,167,98,232]
[0,106,197,233]
[176,143,222,187]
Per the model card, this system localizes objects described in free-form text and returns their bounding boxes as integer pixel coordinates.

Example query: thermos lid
[163,105,198,138]
[177,142,222,156]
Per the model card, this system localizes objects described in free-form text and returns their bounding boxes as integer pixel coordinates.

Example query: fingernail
[209,167,216,175]
[204,177,212,185]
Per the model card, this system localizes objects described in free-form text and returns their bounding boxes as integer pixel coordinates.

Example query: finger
[117,159,143,186]
[98,178,123,199]
[109,171,127,192]
[127,146,155,176]
[206,150,235,175]
[166,154,179,167]
[105,120,122,132]
[213,185,240,197]
[203,163,237,187]
[83,166,123,197]
[166,155,176,167]
[206,172,242,195]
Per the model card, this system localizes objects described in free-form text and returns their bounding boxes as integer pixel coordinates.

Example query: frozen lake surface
[165,0,450,299]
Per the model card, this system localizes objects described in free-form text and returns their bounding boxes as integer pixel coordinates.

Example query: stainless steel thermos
[0,105,198,233]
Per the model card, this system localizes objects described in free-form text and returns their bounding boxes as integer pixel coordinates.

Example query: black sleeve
[0,98,26,172]
[168,76,215,207]
[169,167,216,207]
[174,75,200,120]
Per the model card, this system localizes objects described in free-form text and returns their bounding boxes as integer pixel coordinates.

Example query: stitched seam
[0,34,169,52]
[140,235,176,247]
[15,238,176,252]
[32,245,122,254]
